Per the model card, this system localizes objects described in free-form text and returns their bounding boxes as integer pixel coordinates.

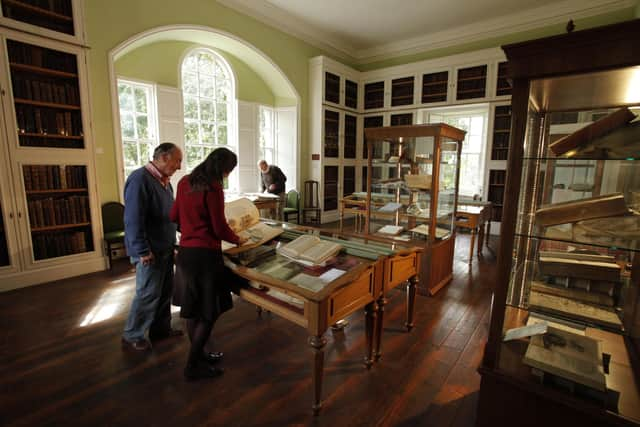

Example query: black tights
[186,316,217,368]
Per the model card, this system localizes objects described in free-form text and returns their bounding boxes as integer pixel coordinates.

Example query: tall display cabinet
[0,0,104,291]
[477,20,640,426]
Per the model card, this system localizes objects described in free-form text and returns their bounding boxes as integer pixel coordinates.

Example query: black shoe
[121,337,152,352]
[184,363,224,381]
[201,351,224,364]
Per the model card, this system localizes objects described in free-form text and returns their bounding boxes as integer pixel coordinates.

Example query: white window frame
[180,47,238,189]
[258,105,275,166]
[116,78,159,182]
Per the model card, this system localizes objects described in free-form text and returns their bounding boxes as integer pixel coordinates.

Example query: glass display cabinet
[359,124,465,295]
[477,20,640,427]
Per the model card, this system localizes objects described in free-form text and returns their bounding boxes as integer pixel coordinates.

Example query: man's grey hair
[153,142,178,160]
[257,160,268,167]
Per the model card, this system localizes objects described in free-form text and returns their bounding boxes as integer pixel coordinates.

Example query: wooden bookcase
[491,104,511,160]
[323,165,338,211]
[343,165,355,197]
[391,76,414,107]
[456,64,487,100]
[421,71,449,104]
[323,109,339,158]
[1,0,74,36]
[324,71,340,104]
[487,170,505,222]
[390,112,412,126]
[0,200,8,266]
[364,81,384,110]
[344,79,358,109]
[495,61,511,96]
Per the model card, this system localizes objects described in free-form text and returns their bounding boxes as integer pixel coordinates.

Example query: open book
[222,198,283,253]
[277,234,342,265]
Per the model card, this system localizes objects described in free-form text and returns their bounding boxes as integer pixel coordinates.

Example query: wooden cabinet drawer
[386,253,417,291]
[327,268,374,324]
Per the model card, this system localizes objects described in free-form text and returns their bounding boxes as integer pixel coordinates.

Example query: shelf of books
[491,105,511,160]
[1,0,74,36]
[455,64,487,101]
[22,164,93,260]
[0,201,9,266]
[7,38,84,149]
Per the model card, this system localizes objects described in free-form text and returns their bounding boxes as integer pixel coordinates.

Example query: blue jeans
[123,251,174,342]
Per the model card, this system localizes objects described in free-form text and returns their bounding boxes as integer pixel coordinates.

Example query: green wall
[84,0,636,203]
[114,41,275,105]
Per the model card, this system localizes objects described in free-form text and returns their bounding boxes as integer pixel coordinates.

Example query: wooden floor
[0,233,497,427]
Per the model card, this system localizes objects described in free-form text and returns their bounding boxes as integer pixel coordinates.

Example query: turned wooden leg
[309,335,327,415]
[406,277,417,331]
[477,224,485,256]
[374,296,387,362]
[468,229,477,264]
[364,300,378,368]
[486,220,492,249]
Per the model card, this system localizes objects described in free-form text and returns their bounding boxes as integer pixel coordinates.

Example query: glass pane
[202,145,215,160]
[182,72,198,95]
[216,103,227,123]
[123,142,138,167]
[140,143,151,164]
[118,84,133,111]
[198,52,215,75]
[201,123,214,144]
[186,145,202,170]
[120,113,134,138]
[217,125,227,145]
[216,79,230,102]
[467,134,482,153]
[199,75,214,98]
[182,54,198,73]
[136,115,149,139]
[215,62,227,82]
[470,116,483,137]
[184,122,199,144]
[200,100,214,122]
[183,96,199,120]
[134,87,147,113]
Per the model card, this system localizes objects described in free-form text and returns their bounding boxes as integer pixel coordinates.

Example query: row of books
[12,76,80,106]
[33,231,89,261]
[16,0,73,16]
[27,195,90,228]
[7,41,77,73]
[17,107,83,138]
[23,165,87,191]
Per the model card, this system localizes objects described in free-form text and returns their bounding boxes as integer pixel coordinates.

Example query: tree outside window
[181,49,235,173]
[442,114,486,197]
[117,80,157,180]
[258,106,275,165]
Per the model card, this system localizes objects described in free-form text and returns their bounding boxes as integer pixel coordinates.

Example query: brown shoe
[149,328,184,342]
[121,337,151,352]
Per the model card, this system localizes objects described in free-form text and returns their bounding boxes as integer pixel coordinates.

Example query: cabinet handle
[9,212,13,219]
[17,211,22,218]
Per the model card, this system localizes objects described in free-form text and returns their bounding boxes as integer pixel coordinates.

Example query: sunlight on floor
[79,284,130,327]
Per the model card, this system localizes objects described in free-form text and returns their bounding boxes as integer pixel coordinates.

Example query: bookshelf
[1,0,74,35]
[324,71,340,104]
[323,109,339,158]
[364,81,384,110]
[362,115,383,159]
[491,105,511,160]
[323,165,338,211]
[391,76,414,107]
[390,113,412,126]
[455,64,487,100]
[343,166,355,197]
[344,113,356,159]
[8,39,83,149]
[495,61,511,97]
[0,201,8,266]
[344,79,358,109]
[487,170,505,222]
[421,71,449,104]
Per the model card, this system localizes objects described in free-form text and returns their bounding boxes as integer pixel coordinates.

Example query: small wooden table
[455,203,492,264]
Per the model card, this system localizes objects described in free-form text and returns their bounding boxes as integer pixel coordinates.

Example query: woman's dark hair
[189,147,237,191]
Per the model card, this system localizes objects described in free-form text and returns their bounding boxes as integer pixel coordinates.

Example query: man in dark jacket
[121,143,183,351]
[258,160,287,219]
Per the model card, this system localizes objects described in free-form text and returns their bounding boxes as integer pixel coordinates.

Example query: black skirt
[173,246,234,321]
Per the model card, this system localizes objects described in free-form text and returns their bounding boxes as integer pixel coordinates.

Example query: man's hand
[140,253,155,266]
[268,184,276,191]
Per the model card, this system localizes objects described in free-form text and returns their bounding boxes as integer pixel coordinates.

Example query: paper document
[503,322,548,342]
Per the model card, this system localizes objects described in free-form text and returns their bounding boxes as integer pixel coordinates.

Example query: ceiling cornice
[217,0,637,66]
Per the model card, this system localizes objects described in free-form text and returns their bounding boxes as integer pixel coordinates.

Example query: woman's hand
[237,236,249,246]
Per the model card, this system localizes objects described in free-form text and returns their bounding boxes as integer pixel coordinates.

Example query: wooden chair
[302,180,321,225]
[283,189,300,223]
[101,202,125,269]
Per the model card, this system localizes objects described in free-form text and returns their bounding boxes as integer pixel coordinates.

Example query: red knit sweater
[170,176,240,249]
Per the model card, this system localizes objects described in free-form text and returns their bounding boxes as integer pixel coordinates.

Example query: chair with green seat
[101,202,125,269]
[283,189,300,223]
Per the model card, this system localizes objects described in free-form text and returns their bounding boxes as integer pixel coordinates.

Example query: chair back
[286,189,299,210]
[102,202,125,234]
[304,180,319,209]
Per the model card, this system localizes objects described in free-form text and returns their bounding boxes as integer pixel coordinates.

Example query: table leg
[374,296,386,362]
[405,277,417,331]
[486,220,491,249]
[468,229,477,264]
[365,300,378,368]
[309,334,327,415]
[477,223,485,256]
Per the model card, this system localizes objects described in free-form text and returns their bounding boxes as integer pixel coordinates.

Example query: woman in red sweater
[170,147,248,380]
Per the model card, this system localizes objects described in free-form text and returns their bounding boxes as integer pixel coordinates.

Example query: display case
[477,20,640,427]
[359,124,464,295]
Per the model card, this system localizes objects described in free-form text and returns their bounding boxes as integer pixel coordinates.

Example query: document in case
[277,234,342,265]
[222,198,283,253]
[503,322,548,342]
[378,202,403,213]
[377,225,404,235]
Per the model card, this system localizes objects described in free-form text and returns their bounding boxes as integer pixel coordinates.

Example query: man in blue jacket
[122,142,183,351]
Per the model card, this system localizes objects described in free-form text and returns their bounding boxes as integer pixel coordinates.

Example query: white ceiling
[217,0,637,63]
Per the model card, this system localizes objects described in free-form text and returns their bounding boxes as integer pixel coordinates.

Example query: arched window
[181,48,236,173]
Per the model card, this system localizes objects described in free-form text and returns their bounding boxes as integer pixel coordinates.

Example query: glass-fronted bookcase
[477,19,640,427]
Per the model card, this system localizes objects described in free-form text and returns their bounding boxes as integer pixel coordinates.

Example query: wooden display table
[455,202,492,264]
